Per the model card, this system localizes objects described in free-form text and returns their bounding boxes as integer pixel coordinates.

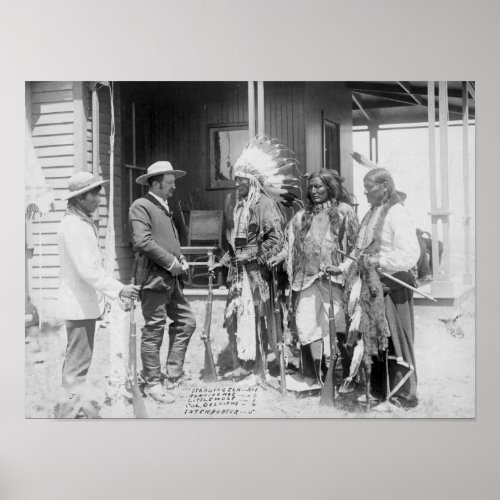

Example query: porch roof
[349,81,475,127]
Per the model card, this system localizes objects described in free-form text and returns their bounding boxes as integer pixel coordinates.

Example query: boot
[309,339,324,385]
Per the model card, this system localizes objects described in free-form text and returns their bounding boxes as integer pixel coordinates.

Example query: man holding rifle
[269,169,358,389]
[210,135,300,385]
[338,168,421,408]
[129,161,195,404]
[56,172,140,418]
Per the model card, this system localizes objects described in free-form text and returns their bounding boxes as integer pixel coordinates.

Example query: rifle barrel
[272,267,287,395]
[202,269,217,382]
[129,264,148,418]
[335,249,437,302]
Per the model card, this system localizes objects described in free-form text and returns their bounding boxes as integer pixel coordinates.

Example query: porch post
[462,81,472,285]
[427,81,440,281]
[130,102,136,206]
[438,82,452,286]
[91,84,100,176]
[248,81,256,138]
[73,81,89,172]
[428,81,454,296]
[257,81,265,134]
[369,124,378,163]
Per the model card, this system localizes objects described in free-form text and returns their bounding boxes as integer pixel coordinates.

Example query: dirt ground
[25,292,475,419]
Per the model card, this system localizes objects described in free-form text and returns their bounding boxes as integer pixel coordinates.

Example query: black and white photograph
[24,80,475,419]
[4,1,500,499]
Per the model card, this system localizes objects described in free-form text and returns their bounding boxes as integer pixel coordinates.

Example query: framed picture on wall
[208,123,249,189]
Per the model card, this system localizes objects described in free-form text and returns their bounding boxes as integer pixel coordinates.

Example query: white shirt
[148,191,170,212]
[377,203,420,273]
[340,203,420,275]
[57,213,122,319]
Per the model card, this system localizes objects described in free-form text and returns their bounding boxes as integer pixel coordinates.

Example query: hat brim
[60,179,109,201]
[136,169,187,185]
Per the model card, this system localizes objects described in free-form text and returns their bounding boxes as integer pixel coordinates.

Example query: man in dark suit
[129,161,196,403]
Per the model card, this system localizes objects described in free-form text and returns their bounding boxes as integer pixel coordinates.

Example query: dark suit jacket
[129,193,181,271]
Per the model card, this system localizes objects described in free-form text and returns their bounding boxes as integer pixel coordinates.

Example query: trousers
[56,319,98,418]
[140,272,196,386]
[61,319,97,389]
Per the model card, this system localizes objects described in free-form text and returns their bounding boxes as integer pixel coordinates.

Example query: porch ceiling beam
[352,94,475,119]
[346,81,464,99]
[397,81,424,105]
[353,90,417,107]
[352,94,372,122]
[466,81,475,100]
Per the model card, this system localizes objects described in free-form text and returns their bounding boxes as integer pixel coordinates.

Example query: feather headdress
[234,134,302,208]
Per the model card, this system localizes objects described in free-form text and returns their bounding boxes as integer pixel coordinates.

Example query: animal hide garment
[224,267,257,361]
[345,256,389,364]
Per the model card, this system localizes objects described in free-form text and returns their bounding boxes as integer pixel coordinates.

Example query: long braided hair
[291,170,352,262]
[363,167,402,209]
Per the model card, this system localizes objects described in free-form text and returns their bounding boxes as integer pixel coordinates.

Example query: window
[322,113,340,173]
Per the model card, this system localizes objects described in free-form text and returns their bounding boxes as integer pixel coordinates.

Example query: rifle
[319,274,339,406]
[335,249,437,302]
[271,267,287,395]
[201,254,218,382]
[128,261,148,418]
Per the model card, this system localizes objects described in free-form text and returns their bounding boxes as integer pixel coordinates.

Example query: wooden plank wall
[142,83,249,217]
[146,82,307,215]
[28,81,76,305]
[264,82,306,173]
[304,82,354,191]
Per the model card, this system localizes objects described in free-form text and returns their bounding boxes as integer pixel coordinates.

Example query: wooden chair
[181,210,223,287]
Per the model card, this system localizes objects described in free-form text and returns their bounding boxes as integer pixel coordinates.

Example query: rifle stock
[271,267,287,395]
[201,256,217,382]
[320,276,339,407]
[128,267,148,418]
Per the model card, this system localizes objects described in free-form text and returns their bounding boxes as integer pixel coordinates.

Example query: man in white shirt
[57,172,140,417]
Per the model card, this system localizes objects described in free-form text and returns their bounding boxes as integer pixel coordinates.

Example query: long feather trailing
[350,151,378,170]
[346,338,364,381]
[348,276,362,317]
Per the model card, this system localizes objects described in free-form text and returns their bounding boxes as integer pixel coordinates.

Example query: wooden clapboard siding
[32,101,74,115]
[31,111,74,126]
[27,81,78,309]
[32,133,74,147]
[304,82,353,189]
[34,145,74,158]
[37,155,75,167]
[31,89,73,104]
[27,81,133,307]
[31,81,73,93]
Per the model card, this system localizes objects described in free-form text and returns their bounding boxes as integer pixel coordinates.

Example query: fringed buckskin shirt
[283,201,358,291]
[220,193,283,266]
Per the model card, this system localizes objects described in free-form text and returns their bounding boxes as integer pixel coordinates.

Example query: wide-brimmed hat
[136,161,186,185]
[61,172,109,201]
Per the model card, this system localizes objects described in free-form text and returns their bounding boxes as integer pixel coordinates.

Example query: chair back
[187,210,223,247]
